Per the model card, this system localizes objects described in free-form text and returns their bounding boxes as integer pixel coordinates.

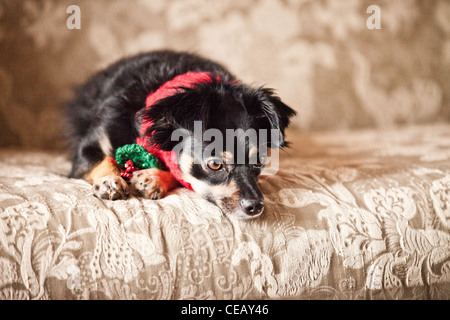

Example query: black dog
[66,50,295,219]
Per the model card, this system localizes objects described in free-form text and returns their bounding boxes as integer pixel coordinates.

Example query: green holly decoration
[115,144,163,170]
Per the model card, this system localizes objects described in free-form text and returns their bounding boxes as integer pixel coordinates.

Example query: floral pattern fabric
[0,124,449,300]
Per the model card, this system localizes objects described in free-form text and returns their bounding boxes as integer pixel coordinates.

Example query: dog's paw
[93,175,130,200]
[130,169,172,200]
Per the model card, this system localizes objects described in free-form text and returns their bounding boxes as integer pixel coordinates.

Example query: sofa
[1,124,449,300]
[0,0,449,300]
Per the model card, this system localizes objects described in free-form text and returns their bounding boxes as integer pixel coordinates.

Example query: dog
[66,50,295,220]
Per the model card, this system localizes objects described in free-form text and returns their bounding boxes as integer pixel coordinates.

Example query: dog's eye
[207,159,223,171]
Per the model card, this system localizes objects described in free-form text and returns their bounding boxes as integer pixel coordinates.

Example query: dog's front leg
[130,168,179,200]
[87,157,130,200]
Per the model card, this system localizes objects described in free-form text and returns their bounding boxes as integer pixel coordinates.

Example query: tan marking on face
[217,190,240,214]
[222,151,233,164]
[249,146,258,158]
[209,180,238,199]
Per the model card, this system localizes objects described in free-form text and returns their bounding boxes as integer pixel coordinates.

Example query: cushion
[0,124,449,300]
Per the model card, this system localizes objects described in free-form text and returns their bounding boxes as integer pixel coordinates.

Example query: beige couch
[1,125,449,299]
[0,0,449,300]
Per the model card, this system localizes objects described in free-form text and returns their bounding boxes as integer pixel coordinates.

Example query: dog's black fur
[66,50,295,219]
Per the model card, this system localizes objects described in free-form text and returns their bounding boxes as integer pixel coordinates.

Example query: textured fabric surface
[0,125,449,300]
[0,0,449,149]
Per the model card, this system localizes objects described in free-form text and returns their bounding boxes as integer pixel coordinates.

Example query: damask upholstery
[0,0,449,300]
[1,125,449,300]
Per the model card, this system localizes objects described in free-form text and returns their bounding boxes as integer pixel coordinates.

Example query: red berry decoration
[118,160,137,179]
[125,160,134,169]
[113,144,164,180]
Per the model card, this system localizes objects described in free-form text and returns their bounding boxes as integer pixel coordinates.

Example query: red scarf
[136,72,217,190]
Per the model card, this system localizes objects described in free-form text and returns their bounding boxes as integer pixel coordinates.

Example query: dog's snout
[240,198,264,216]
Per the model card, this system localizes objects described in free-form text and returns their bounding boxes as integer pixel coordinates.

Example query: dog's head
[140,78,296,219]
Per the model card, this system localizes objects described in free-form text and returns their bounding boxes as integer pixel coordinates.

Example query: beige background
[0,0,449,150]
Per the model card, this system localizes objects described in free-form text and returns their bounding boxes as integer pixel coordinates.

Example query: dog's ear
[245,87,297,148]
[137,88,211,151]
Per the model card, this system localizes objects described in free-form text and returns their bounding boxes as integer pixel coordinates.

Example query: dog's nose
[240,199,264,216]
